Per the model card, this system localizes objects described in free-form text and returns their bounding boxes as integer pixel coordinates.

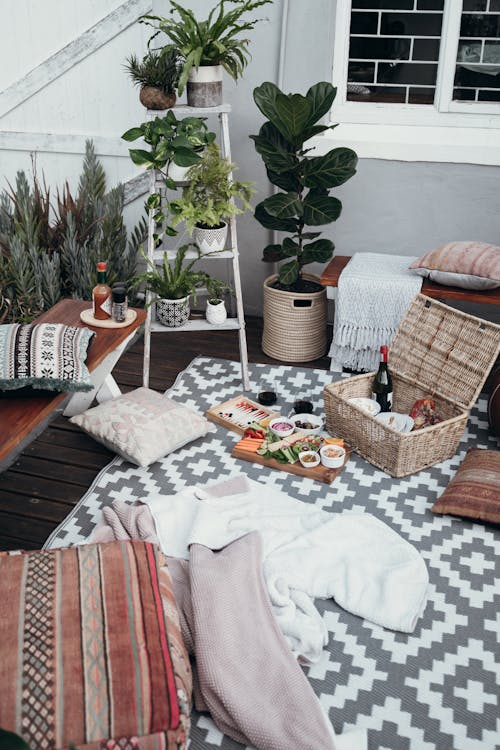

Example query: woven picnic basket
[323,294,500,477]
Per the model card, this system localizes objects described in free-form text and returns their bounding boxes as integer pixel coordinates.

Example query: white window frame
[311,1,500,165]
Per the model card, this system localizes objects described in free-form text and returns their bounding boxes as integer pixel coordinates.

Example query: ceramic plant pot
[206,299,227,325]
[155,296,190,327]
[262,273,327,362]
[139,87,176,110]
[193,222,228,255]
[187,65,223,107]
[166,162,191,183]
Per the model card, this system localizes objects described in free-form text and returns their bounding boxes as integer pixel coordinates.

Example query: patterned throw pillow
[0,541,191,749]
[409,241,500,290]
[431,448,500,524]
[0,322,94,391]
[70,386,211,467]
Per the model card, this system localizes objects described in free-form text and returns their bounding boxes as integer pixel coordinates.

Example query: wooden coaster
[80,308,138,329]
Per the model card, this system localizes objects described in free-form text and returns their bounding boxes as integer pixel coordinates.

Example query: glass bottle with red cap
[92,261,112,320]
[372,345,393,412]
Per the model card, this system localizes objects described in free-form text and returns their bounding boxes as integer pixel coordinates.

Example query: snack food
[409,398,443,429]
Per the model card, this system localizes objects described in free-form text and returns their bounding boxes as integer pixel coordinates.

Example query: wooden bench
[0,299,146,471]
[320,255,500,305]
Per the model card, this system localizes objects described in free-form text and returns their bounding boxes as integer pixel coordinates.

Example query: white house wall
[1,0,499,321]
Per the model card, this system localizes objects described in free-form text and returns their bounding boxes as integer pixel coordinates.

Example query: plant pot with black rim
[140,0,272,108]
[250,81,358,362]
[170,142,253,255]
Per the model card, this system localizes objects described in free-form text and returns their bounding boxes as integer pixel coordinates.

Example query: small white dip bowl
[290,413,323,435]
[298,450,320,468]
[320,444,346,469]
[269,417,294,438]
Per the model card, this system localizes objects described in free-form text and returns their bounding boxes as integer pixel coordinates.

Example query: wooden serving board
[231,445,348,484]
[206,394,281,435]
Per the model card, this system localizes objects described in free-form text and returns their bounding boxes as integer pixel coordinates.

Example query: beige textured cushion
[410,241,500,290]
[70,387,210,467]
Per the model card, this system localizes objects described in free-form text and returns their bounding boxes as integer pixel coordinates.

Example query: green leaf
[121,126,145,142]
[173,147,202,167]
[128,149,154,168]
[253,83,311,145]
[303,148,358,189]
[261,192,302,219]
[266,168,301,193]
[249,122,296,174]
[278,259,300,286]
[300,232,321,240]
[300,238,334,266]
[254,201,299,232]
[304,82,337,128]
[302,193,342,225]
[262,243,285,262]
[0,728,33,749]
[282,237,300,255]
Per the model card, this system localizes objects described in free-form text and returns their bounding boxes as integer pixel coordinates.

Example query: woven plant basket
[323,294,500,477]
[262,273,327,362]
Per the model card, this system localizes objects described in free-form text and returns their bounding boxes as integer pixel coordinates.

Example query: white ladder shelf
[141,103,250,391]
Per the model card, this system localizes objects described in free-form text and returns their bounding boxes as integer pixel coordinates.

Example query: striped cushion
[432,448,500,524]
[410,241,500,290]
[0,541,191,749]
[0,322,94,391]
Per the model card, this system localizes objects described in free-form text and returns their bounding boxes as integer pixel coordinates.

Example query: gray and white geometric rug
[45,356,500,750]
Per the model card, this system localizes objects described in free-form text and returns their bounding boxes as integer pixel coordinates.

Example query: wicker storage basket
[262,273,327,362]
[324,294,500,477]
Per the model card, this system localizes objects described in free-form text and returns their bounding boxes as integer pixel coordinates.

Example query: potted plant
[131,243,210,327]
[170,142,254,253]
[122,111,216,237]
[250,81,358,361]
[205,276,235,324]
[140,0,272,107]
[124,48,180,110]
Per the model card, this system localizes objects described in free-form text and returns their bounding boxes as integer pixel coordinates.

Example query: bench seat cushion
[0,322,95,392]
[0,541,191,750]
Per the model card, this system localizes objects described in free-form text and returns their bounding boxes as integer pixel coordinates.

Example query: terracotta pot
[187,65,223,107]
[140,87,176,110]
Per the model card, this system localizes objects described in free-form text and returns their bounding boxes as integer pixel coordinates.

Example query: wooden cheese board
[231,444,349,484]
[206,395,280,435]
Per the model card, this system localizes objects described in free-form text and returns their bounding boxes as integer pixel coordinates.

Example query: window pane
[347,4,444,104]
[454,7,500,103]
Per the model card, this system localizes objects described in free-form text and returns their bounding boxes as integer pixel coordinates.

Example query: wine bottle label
[372,391,393,411]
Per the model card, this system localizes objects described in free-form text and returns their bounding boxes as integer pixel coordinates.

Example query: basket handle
[292,298,313,309]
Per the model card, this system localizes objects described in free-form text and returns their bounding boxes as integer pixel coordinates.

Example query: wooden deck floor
[0,317,332,551]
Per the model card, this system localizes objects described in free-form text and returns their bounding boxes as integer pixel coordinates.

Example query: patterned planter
[193,222,228,255]
[206,299,227,325]
[187,65,223,107]
[155,296,190,327]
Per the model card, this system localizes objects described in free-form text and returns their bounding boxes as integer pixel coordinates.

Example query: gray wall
[167,0,500,323]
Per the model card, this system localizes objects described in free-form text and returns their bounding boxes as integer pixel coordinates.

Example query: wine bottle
[92,261,112,320]
[372,345,393,412]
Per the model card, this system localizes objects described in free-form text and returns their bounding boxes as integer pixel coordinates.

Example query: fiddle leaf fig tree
[250,81,358,288]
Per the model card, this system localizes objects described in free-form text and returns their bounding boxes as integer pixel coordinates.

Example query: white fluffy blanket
[145,475,429,664]
[329,253,422,372]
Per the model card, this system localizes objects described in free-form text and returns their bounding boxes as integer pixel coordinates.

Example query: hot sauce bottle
[92,261,112,320]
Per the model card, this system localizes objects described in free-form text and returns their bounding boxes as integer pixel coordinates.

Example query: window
[323,0,500,164]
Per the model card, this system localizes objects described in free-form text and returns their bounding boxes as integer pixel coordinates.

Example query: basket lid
[390,294,500,410]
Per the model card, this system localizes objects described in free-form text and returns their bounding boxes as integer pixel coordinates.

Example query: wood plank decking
[0,318,332,551]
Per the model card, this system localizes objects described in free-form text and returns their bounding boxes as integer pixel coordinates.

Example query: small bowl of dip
[320,444,346,469]
[269,417,295,438]
[298,450,320,468]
